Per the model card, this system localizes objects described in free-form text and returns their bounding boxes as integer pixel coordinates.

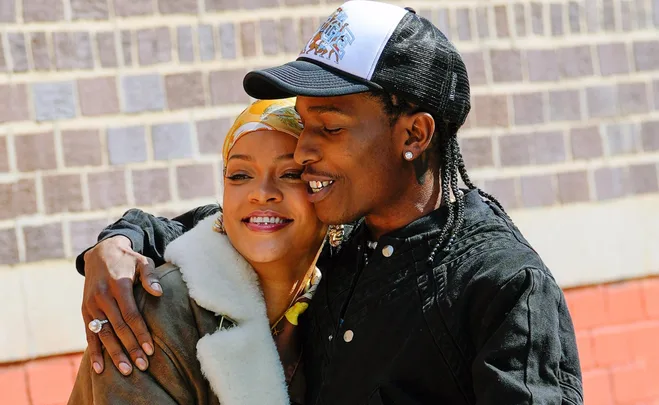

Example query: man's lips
[302,171,338,203]
[308,180,335,193]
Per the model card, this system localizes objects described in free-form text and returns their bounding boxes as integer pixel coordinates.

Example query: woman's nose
[249,177,283,203]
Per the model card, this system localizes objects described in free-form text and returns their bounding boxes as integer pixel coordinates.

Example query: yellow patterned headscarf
[222,98,303,167]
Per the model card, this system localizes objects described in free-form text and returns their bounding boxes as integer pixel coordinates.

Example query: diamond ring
[88,319,109,334]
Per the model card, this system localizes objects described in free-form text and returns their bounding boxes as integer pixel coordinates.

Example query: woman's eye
[226,173,251,181]
[282,171,302,180]
[323,127,342,134]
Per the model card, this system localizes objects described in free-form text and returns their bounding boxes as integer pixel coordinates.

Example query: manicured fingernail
[93,362,102,374]
[151,283,162,293]
[135,358,148,371]
[119,362,132,375]
[142,343,154,356]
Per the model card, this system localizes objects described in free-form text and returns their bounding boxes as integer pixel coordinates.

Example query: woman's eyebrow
[227,154,253,162]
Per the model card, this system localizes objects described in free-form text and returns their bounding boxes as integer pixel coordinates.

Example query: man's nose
[294,130,322,166]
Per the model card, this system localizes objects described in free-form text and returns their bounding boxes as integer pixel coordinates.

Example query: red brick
[68,353,84,382]
[628,322,659,363]
[564,286,609,330]
[583,369,614,405]
[0,364,29,405]
[26,357,75,405]
[591,327,633,367]
[642,278,659,319]
[606,281,646,325]
[611,363,655,404]
[576,332,596,371]
[645,361,659,398]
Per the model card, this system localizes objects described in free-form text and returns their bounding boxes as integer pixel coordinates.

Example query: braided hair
[370,91,508,265]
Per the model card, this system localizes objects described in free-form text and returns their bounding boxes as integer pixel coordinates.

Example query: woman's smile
[243,210,293,233]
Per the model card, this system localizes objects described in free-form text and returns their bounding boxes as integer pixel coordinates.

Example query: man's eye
[282,171,302,180]
[323,127,342,134]
[226,174,251,181]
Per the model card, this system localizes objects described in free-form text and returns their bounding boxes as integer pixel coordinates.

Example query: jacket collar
[164,215,289,405]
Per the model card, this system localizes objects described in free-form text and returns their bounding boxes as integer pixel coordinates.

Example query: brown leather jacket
[69,216,293,405]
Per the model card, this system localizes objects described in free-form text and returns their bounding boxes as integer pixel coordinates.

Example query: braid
[427,126,461,264]
[450,137,466,243]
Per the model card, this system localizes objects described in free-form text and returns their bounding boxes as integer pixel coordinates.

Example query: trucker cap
[243,0,471,126]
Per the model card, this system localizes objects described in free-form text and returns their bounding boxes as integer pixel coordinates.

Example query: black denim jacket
[76,190,583,405]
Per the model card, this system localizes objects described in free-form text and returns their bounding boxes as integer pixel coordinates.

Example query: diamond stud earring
[404,151,414,161]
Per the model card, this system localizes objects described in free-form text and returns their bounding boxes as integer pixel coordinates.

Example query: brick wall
[0,0,657,265]
[565,277,659,405]
[0,0,658,403]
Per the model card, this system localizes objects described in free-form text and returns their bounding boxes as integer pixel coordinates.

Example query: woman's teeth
[309,180,334,193]
[249,216,286,224]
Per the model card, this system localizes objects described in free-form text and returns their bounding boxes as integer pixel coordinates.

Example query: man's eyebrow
[275,153,295,162]
[306,105,351,116]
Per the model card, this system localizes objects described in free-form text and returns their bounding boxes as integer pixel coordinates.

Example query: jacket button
[382,245,394,257]
[343,330,354,342]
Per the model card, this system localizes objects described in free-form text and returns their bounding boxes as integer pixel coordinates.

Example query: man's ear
[400,112,436,159]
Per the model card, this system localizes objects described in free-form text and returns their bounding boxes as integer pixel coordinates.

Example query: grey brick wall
[0,0,657,266]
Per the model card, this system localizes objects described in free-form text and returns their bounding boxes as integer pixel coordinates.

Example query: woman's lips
[242,214,293,233]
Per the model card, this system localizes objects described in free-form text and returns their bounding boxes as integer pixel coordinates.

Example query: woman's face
[223,130,327,266]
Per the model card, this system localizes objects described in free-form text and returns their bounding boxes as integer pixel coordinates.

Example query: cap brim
[243,59,379,100]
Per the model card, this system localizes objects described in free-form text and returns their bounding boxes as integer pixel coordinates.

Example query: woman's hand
[81,236,162,375]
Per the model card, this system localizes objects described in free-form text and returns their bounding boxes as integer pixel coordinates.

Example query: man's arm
[78,204,219,376]
[76,204,220,275]
[470,268,583,404]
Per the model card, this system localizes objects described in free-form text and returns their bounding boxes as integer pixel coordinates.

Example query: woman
[69,99,328,405]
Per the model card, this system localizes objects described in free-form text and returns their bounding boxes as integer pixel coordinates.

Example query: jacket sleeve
[470,268,584,405]
[68,345,194,405]
[69,266,215,405]
[75,204,220,275]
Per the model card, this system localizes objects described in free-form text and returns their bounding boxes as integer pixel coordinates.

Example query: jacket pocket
[368,388,398,405]
[559,369,584,405]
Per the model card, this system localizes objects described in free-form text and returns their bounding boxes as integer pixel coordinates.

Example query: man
[78,2,583,403]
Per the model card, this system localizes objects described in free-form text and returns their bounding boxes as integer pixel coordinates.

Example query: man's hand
[81,236,162,375]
